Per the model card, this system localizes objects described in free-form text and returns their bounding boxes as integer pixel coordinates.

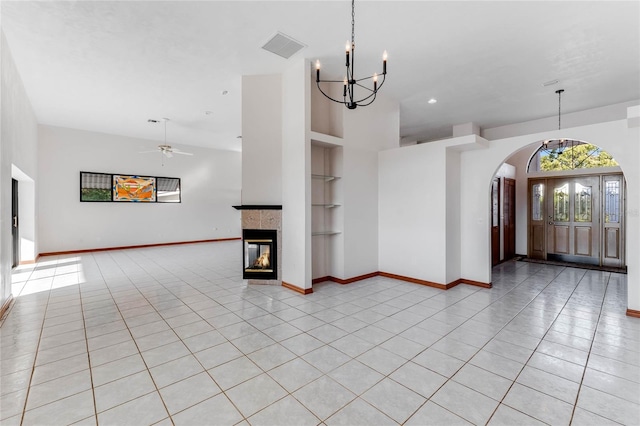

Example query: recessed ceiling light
[428,98,437,104]
[222,90,228,95]
[543,79,559,87]
[205,111,213,115]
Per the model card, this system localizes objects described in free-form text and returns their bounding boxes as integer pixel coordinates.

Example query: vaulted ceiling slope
[2,1,639,150]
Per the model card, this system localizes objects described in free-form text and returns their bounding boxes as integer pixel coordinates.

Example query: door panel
[553,225,570,253]
[574,227,592,256]
[546,176,599,264]
[604,228,619,259]
[532,224,545,254]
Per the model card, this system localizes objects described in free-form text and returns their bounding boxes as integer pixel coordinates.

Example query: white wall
[1,31,39,307]
[281,59,311,291]
[341,95,399,279]
[503,149,535,256]
[241,74,282,205]
[482,100,638,140]
[379,142,448,284]
[38,125,241,252]
[445,149,461,283]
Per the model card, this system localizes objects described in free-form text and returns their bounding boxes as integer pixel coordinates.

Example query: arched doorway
[525,140,625,268]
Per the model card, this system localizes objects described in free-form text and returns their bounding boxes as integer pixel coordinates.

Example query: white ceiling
[2,1,639,151]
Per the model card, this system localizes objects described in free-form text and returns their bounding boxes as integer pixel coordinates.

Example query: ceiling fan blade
[164,151,173,158]
[173,151,193,156]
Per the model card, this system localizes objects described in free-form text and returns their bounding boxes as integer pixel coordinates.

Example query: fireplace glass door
[243,229,277,280]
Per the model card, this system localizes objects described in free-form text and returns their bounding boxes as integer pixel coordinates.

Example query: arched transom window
[528,139,618,173]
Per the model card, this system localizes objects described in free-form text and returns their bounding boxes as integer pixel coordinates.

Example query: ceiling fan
[143,143,193,158]
[141,118,193,162]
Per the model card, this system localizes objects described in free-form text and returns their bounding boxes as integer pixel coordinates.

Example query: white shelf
[310,131,344,147]
[312,231,342,236]
[312,174,340,182]
[312,203,341,208]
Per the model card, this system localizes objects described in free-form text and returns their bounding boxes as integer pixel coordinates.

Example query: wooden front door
[546,176,600,265]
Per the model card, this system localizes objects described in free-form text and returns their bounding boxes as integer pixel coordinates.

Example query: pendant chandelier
[315,0,387,109]
[540,89,600,170]
[542,89,576,150]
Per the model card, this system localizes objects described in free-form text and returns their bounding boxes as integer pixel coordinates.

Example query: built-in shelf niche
[311,143,343,280]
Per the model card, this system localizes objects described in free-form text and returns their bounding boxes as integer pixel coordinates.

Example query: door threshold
[515,256,627,274]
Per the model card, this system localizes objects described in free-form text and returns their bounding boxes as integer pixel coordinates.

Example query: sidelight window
[604,180,620,223]
[532,183,544,221]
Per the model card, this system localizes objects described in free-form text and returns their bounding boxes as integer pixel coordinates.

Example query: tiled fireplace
[234,205,282,285]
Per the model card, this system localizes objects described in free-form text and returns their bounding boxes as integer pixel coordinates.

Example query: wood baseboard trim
[626,309,640,318]
[312,272,379,286]
[453,278,493,289]
[379,272,452,290]
[282,281,313,295]
[378,272,492,290]
[39,237,242,257]
[329,272,380,285]
[0,295,15,321]
[19,255,40,265]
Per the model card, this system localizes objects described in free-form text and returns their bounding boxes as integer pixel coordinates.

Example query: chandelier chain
[351,0,355,46]
[558,89,562,130]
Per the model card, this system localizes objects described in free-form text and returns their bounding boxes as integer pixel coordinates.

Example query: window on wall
[528,140,618,173]
[80,172,112,201]
[157,177,181,203]
[80,171,181,203]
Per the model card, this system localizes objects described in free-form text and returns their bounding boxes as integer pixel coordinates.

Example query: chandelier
[315,0,387,109]
[540,89,602,170]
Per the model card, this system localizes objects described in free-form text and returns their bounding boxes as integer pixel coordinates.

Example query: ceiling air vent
[262,32,306,59]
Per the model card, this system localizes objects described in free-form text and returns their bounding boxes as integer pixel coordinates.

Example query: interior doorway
[490,174,516,266]
[504,178,516,261]
[491,178,500,266]
[12,178,19,268]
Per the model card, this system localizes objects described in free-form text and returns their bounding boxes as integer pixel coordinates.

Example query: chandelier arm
[572,146,599,169]
[317,78,348,83]
[349,91,377,104]
[356,92,377,107]
[352,78,386,94]
[354,82,375,93]
[316,82,348,105]
[354,73,385,83]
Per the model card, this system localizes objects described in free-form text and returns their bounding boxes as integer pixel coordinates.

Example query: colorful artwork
[113,175,156,202]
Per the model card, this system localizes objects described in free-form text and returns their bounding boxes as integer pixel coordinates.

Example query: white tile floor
[2,241,640,425]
